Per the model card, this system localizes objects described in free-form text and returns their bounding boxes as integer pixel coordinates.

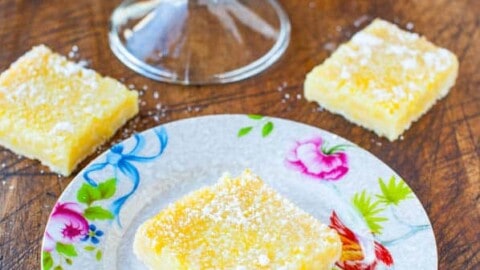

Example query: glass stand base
[109,0,290,85]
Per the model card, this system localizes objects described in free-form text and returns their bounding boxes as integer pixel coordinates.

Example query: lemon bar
[134,170,342,270]
[0,45,138,175]
[305,19,458,141]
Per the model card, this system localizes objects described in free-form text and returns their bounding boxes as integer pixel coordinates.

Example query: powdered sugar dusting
[352,32,383,47]
[0,44,139,175]
[50,121,75,134]
[138,170,341,268]
[422,49,452,71]
[401,58,417,70]
[372,88,393,102]
[340,67,351,79]
[258,254,270,266]
[307,18,457,113]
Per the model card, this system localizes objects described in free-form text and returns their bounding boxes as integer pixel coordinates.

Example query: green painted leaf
[56,243,78,257]
[322,144,350,155]
[84,246,96,251]
[262,122,274,137]
[96,250,103,261]
[84,206,114,220]
[237,126,253,137]
[247,114,264,120]
[65,258,73,265]
[98,178,116,199]
[376,176,413,205]
[352,190,388,235]
[42,251,54,270]
[77,183,101,205]
[53,266,63,270]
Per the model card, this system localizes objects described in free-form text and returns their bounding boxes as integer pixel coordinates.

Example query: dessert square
[304,19,458,141]
[134,170,342,269]
[0,45,139,175]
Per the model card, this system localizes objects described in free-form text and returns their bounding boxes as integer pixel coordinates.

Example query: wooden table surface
[0,0,478,269]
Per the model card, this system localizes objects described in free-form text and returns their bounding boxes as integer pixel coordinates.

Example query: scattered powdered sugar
[277,81,288,92]
[312,105,324,113]
[371,88,393,102]
[68,44,89,69]
[351,32,383,47]
[406,22,414,30]
[68,45,78,59]
[323,42,337,52]
[422,49,451,71]
[341,46,358,58]
[392,86,406,100]
[408,81,420,92]
[77,59,90,68]
[358,45,373,57]
[372,86,408,102]
[340,67,351,79]
[397,30,419,42]
[353,15,370,28]
[258,254,270,266]
[50,121,75,134]
[51,59,82,77]
[401,58,418,70]
[386,45,414,56]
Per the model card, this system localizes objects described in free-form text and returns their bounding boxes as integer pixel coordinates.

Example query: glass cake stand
[109,0,291,85]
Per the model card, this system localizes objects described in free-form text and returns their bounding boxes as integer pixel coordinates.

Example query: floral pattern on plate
[286,135,349,181]
[284,133,430,270]
[42,127,168,270]
[41,115,436,270]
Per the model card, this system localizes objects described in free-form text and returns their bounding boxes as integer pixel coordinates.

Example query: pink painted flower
[43,202,89,251]
[286,136,349,180]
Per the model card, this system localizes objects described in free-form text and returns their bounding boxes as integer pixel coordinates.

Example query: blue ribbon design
[83,127,168,226]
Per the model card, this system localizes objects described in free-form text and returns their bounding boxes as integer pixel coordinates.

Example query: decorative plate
[41,114,437,270]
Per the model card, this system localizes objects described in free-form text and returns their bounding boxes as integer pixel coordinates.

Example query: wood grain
[0,0,479,269]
